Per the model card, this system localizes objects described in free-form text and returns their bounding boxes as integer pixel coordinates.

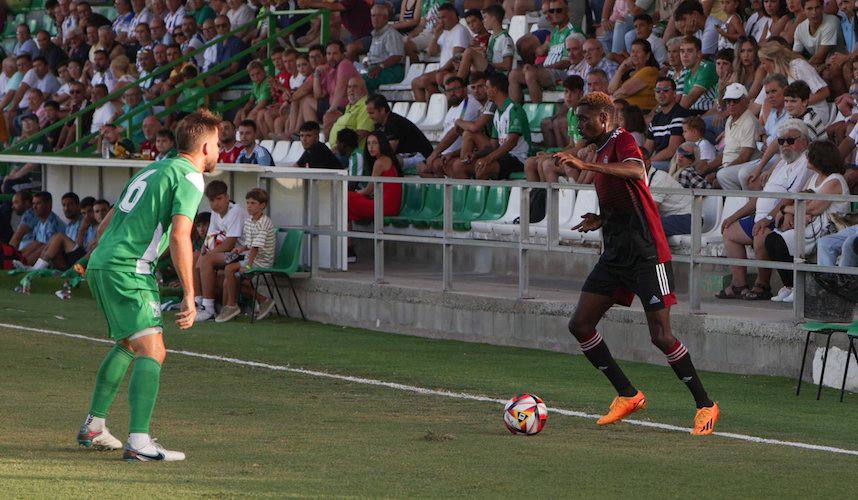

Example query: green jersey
[491,97,531,163]
[88,156,204,275]
[566,107,582,144]
[544,22,582,66]
[681,59,718,112]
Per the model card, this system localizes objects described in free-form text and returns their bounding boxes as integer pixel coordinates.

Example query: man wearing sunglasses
[508,0,582,104]
[706,83,760,189]
[644,77,689,172]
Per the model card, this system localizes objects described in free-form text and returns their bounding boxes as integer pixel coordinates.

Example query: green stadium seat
[507,171,526,180]
[385,183,425,227]
[407,184,445,228]
[449,185,492,231]
[469,186,510,223]
[27,19,37,34]
[797,320,858,402]
[428,184,469,229]
[523,103,556,131]
[244,228,306,322]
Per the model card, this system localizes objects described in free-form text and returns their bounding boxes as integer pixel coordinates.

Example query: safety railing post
[373,181,385,284]
[518,185,531,299]
[793,199,807,321]
[546,183,558,248]
[320,9,330,45]
[442,183,453,291]
[308,178,319,277]
[689,193,704,314]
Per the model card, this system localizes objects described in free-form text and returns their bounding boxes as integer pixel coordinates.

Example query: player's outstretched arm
[554,153,646,181]
[170,214,197,329]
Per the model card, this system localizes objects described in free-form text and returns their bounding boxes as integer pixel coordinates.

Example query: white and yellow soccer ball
[503,394,548,435]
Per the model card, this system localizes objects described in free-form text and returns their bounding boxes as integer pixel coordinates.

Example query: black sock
[579,331,637,397]
[665,341,713,409]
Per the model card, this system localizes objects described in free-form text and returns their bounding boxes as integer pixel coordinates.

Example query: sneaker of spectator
[362,4,406,93]
[645,76,690,172]
[218,119,243,163]
[235,60,271,135]
[508,0,581,104]
[678,36,718,113]
[419,74,483,178]
[236,120,274,166]
[155,128,178,160]
[366,94,433,173]
[581,38,619,92]
[35,30,68,71]
[295,120,342,169]
[411,3,471,102]
[329,77,374,150]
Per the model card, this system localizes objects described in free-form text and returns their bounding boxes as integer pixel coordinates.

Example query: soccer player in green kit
[76,110,221,461]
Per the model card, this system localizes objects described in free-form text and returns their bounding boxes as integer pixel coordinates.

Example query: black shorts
[63,246,86,268]
[497,154,524,180]
[582,259,677,311]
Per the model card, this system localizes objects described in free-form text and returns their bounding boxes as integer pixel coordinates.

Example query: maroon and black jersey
[593,128,673,265]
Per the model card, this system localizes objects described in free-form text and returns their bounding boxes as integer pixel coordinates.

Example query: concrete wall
[276,276,838,379]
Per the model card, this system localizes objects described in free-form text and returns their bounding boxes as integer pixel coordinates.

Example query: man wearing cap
[708,83,760,190]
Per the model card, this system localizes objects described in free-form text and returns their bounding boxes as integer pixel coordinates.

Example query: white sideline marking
[4,321,858,458]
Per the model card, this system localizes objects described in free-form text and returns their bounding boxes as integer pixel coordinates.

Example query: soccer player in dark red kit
[554,92,719,435]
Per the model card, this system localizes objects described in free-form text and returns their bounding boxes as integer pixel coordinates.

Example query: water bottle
[102,141,110,159]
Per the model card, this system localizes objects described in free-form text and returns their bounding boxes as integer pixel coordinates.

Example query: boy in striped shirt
[215,187,278,323]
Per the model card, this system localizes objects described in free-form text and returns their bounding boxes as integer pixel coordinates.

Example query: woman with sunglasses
[607,39,660,113]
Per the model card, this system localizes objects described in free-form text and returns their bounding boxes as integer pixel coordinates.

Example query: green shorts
[88,269,163,341]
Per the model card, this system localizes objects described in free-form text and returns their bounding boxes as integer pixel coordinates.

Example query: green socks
[127,356,162,434]
[89,344,134,418]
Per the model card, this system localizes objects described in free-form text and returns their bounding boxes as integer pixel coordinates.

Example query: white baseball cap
[723,82,748,100]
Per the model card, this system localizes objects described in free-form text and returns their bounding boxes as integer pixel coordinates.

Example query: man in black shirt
[365,94,432,174]
[76,1,112,30]
[644,77,689,172]
[295,121,343,169]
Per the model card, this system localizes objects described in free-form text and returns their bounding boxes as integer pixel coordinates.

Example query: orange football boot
[597,390,647,425]
[692,403,720,435]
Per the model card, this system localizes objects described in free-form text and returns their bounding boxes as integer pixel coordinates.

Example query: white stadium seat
[509,15,527,45]
[702,196,747,245]
[283,142,305,165]
[380,63,425,91]
[424,63,440,74]
[419,93,448,131]
[668,196,724,247]
[271,141,291,164]
[530,184,576,236]
[392,101,410,116]
[472,187,522,234]
[259,140,275,153]
[560,189,601,242]
[406,102,427,125]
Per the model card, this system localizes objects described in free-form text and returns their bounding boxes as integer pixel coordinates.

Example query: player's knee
[567,314,591,340]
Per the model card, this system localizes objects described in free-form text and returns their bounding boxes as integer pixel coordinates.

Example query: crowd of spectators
[0,0,855,299]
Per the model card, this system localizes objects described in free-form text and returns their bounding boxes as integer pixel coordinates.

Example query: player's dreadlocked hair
[577,92,614,115]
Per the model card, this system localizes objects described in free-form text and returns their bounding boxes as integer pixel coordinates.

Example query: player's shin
[577,330,637,397]
[87,343,135,425]
[128,356,162,436]
[664,341,714,409]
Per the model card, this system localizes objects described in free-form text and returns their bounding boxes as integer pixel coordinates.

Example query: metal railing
[4,8,331,155]
[2,153,855,321]
[257,171,858,321]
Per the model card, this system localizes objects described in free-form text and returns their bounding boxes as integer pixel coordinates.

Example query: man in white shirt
[201,18,219,72]
[710,83,761,190]
[181,15,206,67]
[419,75,483,177]
[89,49,116,92]
[648,166,693,236]
[89,83,119,134]
[226,0,256,37]
[128,0,153,35]
[111,0,136,42]
[793,0,840,68]
[13,24,40,59]
[7,56,59,126]
[411,3,471,102]
[195,180,248,322]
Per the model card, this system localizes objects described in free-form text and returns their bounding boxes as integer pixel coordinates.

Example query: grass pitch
[1,287,857,497]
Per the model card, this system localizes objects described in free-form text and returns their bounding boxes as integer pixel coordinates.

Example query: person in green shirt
[678,36,719,113]
[235,60,271,136]
[456,4,514,80]
[76,110,221,462]
[187,0,216,25]
[524,75,585,184]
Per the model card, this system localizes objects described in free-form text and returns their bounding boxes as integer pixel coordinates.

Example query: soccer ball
[503,394,548,435]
